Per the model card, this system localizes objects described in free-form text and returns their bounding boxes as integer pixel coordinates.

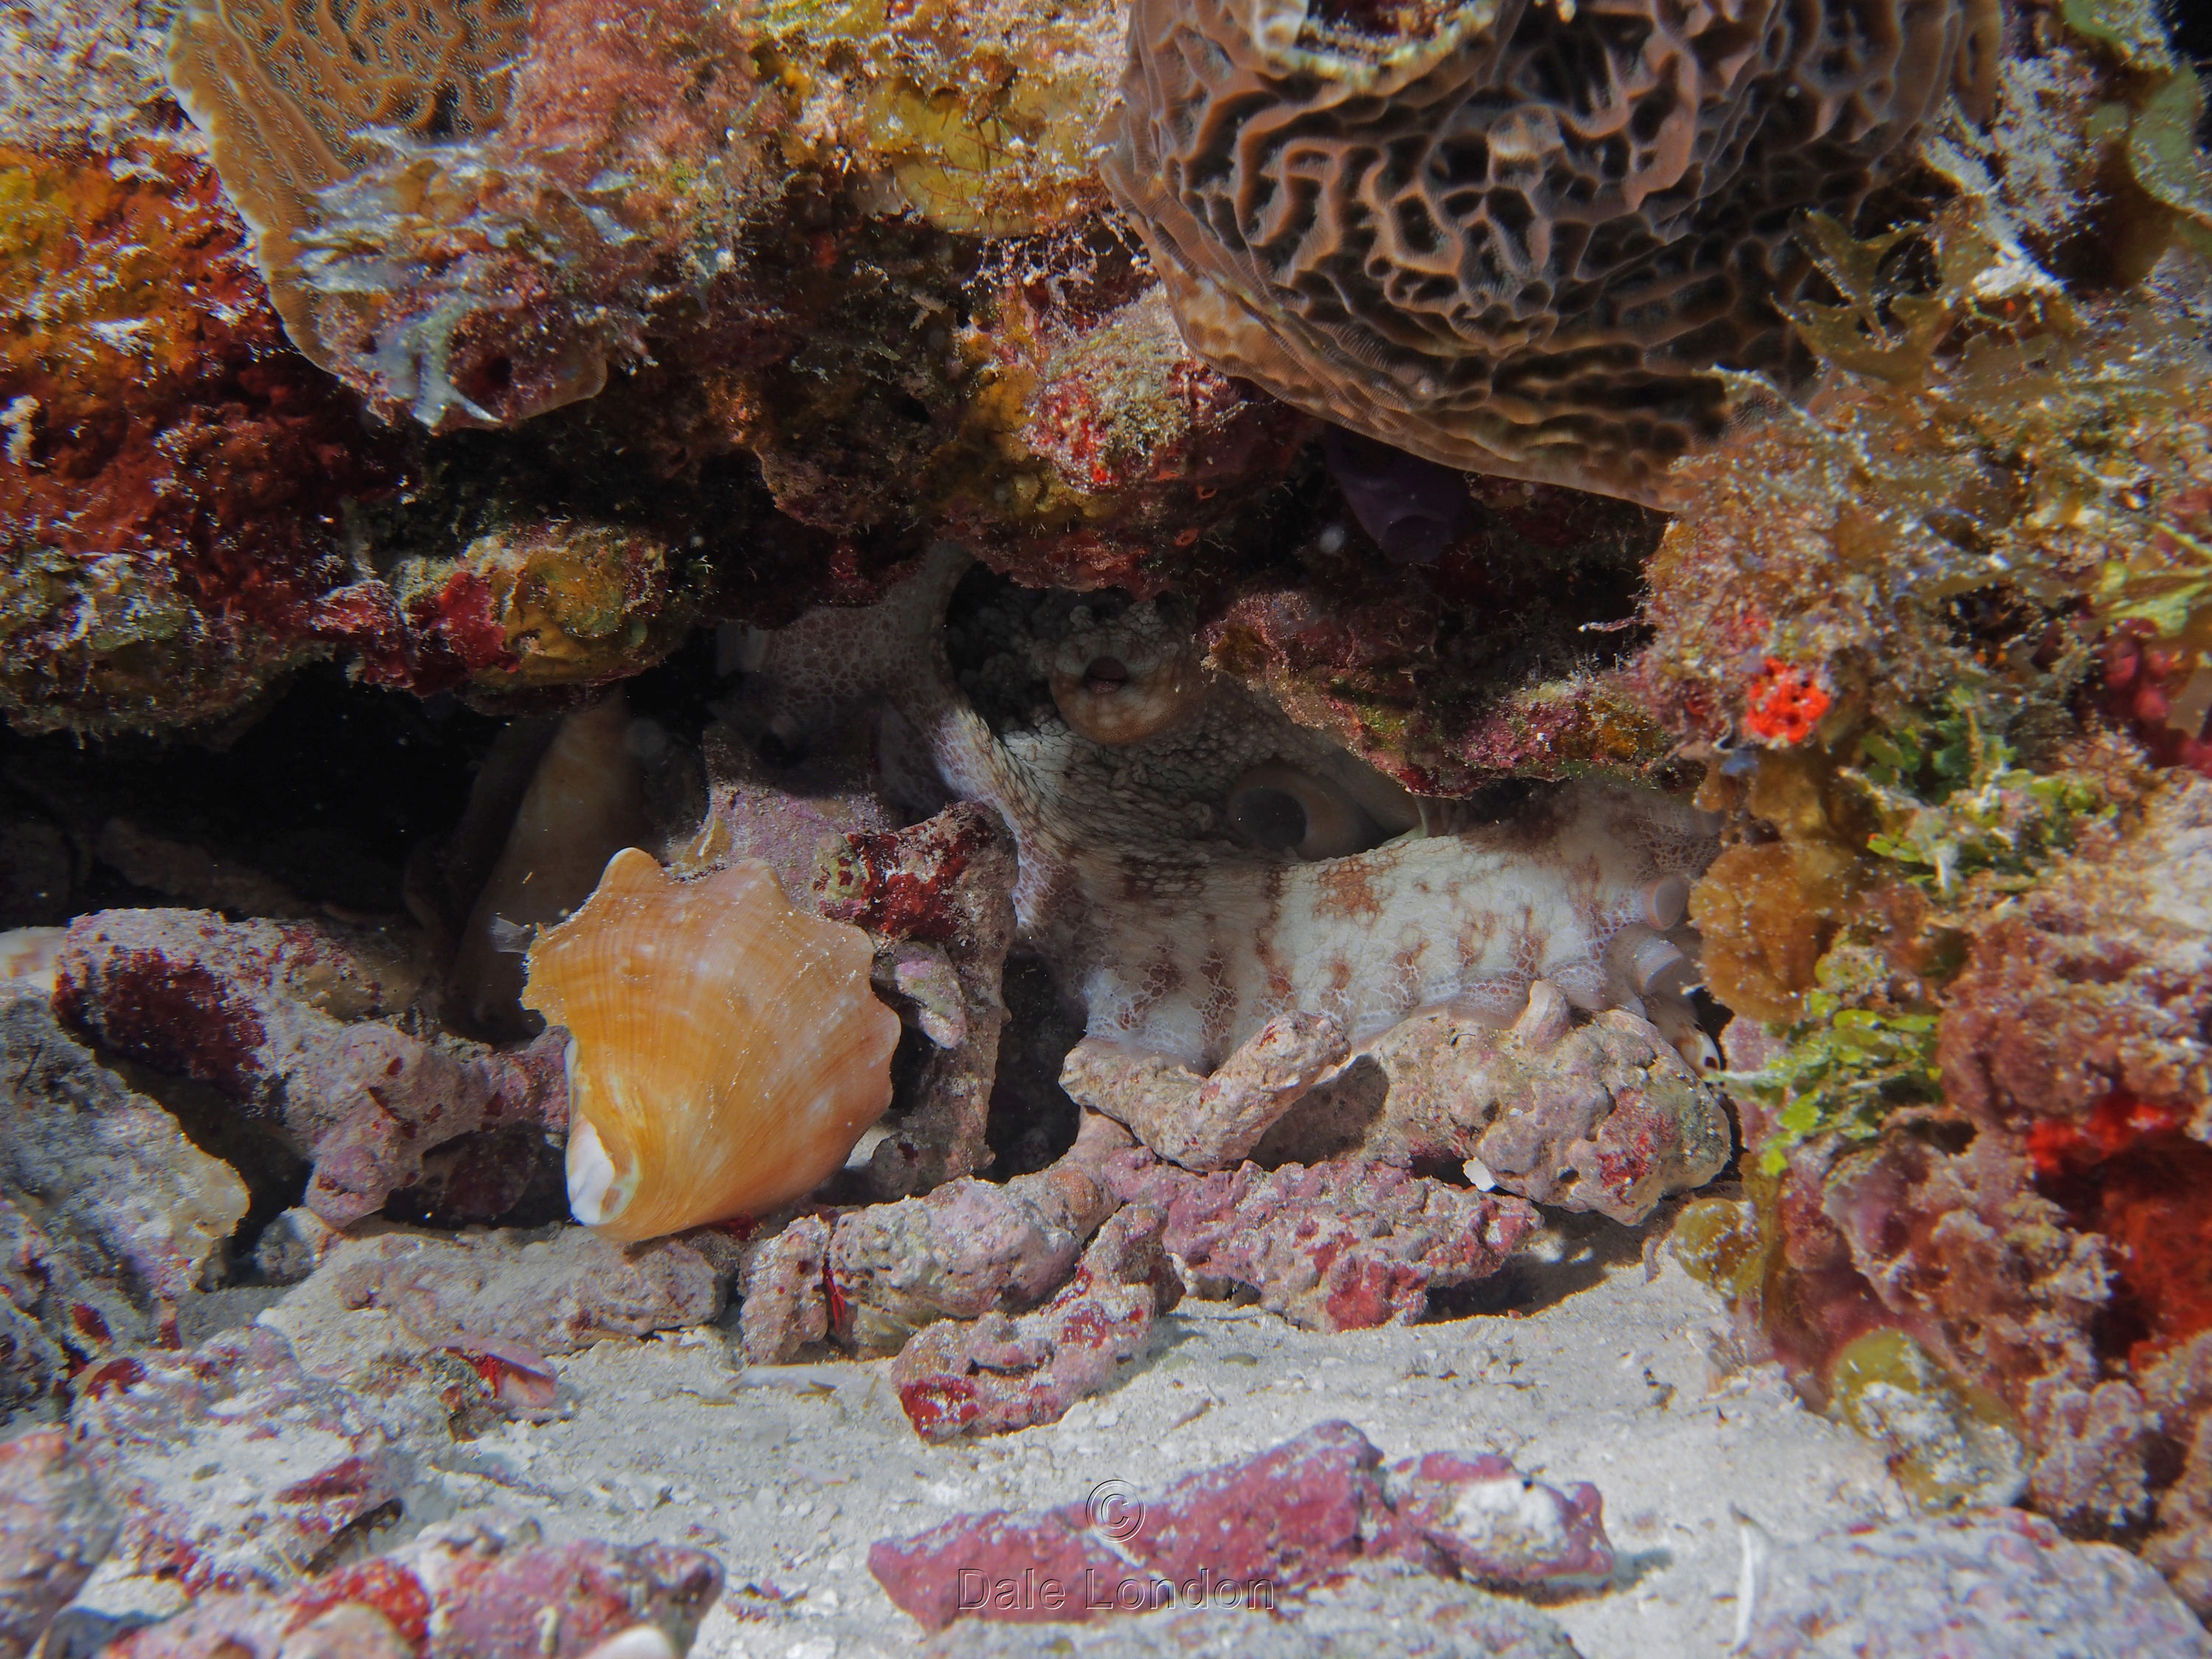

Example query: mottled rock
[736,1215,832,1368]
[0,991,247,1396]
[267,1229,721,1376]
[831,1177,1084,1354]
[102,1517,723,1659]
[1062,1012,1350,1172]
[815,803,1020,1197]
[52,911,566,1226]
[70,1326,408,1593]
[738,1112,1130,1366]
[872,1421,1611,1630]
[1383,1453,1612,1594]
[1259,1004,1729,1225]
[1739,1508,2211,1657]
[0,1427,118,1659]
[889,1204,1179,1441]
[1113,1161,1540,1332]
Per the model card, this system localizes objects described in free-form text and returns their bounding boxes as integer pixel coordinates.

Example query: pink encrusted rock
[1119,1419,1394,1595]
[889,1204,1180,1441]
[102,1517,724,1659]
[1382,1454,1613,1593]
[1061,1011,1351,1172]
[1113,1161,1540,1332]
[0,1427,119,1659]
[70,1326,408,1593]
[814,803,1019,1198]
[738,1113,1131,1366]
[869,1508,1132,1632]
[737,1214,833,1367]
[52,911,566,1227]
[1258,1006,1729,1225]
[869,1422,1615,1632]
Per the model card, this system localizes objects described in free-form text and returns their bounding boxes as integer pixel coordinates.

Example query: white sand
[404,1242,1907,1658]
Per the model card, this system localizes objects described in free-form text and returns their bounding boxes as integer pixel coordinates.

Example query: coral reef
[1200,479,1676,792]
[167,0,767,432]
[1677,733,2212,1592]
[869,1419,1612,1629]
[752,0,1118,237]
[522,847,899,1241]
[52,910,568,1226]
[1103,0,1986,501]
[0,134,406,734]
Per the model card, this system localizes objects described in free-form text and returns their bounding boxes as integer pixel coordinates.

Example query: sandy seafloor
[93,1229,1910,1658]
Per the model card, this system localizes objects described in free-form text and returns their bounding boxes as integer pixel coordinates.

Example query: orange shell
[521,848,899,1242]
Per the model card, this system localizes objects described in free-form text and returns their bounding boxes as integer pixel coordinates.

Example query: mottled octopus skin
[754,551,1716,1071]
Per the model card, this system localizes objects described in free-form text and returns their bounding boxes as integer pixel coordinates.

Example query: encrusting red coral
[1743,659,1835,746]
[869,1420,1613,1629]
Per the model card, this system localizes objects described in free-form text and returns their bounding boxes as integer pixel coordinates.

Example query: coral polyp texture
[1101,0,1993,501]
[167,0,767,431]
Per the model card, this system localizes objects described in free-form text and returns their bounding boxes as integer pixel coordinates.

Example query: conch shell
[521,848,900,1242]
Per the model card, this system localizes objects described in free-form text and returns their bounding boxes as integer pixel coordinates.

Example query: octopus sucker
[744,549,1719,1079]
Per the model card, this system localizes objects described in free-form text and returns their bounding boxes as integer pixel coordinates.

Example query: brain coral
[1101,0,1999,503]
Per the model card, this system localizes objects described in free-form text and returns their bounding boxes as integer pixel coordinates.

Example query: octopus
[739,549,1719,1079]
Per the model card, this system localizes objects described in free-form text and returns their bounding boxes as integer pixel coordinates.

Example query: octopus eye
[1228,764,1382,860]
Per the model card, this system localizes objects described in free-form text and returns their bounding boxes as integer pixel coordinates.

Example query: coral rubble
[869,1419,1613,1629]
[0,989,247,1406]
[100,1517,723,1659]
[52,910,567,1227]
[0,1427,116,1659]
[72,1324,410,1592]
